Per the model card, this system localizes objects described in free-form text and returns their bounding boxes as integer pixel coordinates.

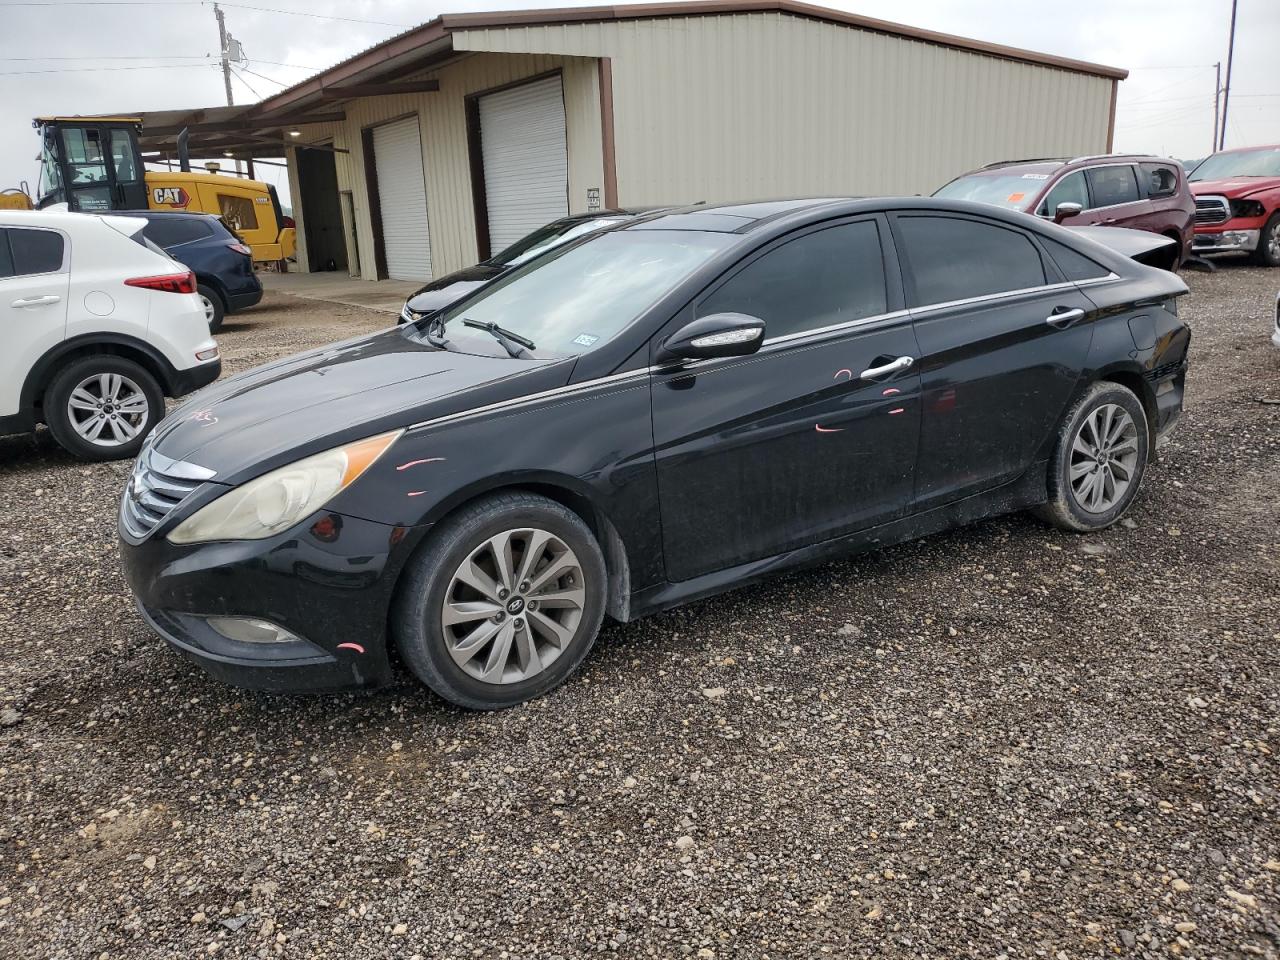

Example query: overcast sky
[1,0,1276,208]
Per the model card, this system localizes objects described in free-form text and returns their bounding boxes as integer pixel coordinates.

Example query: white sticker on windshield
[1021,174,1050,180]
[572,333,600,347]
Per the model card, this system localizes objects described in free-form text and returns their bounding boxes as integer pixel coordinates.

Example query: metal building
[132,1,1127,282]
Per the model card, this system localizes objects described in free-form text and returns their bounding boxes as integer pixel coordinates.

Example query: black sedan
[398,210,645,323]
[120,199,1190,709]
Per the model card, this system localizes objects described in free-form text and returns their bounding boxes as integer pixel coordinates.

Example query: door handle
[859,356,914,380]
[11,295,61,308]
[1045,307,1086,329]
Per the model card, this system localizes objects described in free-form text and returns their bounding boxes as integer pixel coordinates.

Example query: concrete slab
[261,272,419,316]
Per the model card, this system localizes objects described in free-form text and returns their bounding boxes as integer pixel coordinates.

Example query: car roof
[0,208,140,231]
[970,154,1177,177]
[108,210,222,221]
[624,198,853,233]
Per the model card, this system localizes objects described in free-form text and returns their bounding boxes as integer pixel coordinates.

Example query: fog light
[206,616,302,645]
[196,346,220,361]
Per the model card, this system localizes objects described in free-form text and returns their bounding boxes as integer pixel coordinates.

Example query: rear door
[0,226,70,417]
[892,211,1096,511]
[650,216,921,582]
[1081,163,1150,228]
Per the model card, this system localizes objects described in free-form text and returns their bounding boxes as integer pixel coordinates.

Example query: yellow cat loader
[23,117,295,264]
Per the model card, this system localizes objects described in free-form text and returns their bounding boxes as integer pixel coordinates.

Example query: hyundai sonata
[120,199,1190,709]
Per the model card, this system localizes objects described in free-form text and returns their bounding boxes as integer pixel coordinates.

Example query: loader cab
[35,118,148,212]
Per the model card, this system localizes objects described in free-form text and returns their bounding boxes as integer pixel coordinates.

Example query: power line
[3,54,214,61]
[0,62,217,76]
[0,0,413,25]
[229,66,263,100]
[238,65,294,88]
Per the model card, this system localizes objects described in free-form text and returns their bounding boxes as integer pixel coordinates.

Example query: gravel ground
[1,272,1278,960]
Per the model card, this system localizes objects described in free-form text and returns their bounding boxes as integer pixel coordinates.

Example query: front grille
[1194,195,1230,225]
[120,445,215,540]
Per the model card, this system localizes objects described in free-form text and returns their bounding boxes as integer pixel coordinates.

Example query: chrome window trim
[761,309,910,347]
[909,280,1080,318]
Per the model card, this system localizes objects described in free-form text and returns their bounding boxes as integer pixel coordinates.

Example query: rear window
[1086,166,1140,207]
[1040,236,1111,281]
[144,217,211,247]
[897,215,1046,305]
[9,227,64,275]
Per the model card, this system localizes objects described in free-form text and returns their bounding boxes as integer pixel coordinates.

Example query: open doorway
[297,148,348,274]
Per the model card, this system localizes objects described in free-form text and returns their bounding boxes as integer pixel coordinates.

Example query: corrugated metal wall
[454,12,1116,208]
[289,53,603,280]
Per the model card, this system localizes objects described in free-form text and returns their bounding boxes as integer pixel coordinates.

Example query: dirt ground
[1,271,1278,959]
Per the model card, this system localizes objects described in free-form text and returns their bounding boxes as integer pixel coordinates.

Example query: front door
[651,217,921,583]
[891,211,1096,510]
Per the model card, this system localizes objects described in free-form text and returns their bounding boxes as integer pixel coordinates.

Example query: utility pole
[213,3,243,174]
[1212,61,1221,154]
[1219,0,1238,151]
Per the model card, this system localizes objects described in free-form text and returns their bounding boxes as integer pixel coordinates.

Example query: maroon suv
[935,155,1195,268]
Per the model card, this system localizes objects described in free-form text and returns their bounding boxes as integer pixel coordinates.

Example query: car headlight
[168,430,401,544]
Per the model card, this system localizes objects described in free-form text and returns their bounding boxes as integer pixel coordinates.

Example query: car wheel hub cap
[67,373,149,447]
[1069,403,1139,514]
[441,527,585,685]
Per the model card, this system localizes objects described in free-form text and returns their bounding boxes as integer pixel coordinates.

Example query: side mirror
[657,313,765,364]
[1053,201,1083,224]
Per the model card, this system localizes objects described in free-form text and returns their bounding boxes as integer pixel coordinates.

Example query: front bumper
[120,509,428,692]
[1192,229,1260,255]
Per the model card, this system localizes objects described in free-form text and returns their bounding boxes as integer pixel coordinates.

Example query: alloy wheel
[1268,227,1280,262]
[200,294,217,325]
[440,527,586,684]
[66,373,150,447]
[1069,403,1139,513]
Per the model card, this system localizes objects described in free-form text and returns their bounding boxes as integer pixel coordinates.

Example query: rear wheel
[1034,381,1149,532]
[197,284,226,333]
[44,355,163,461]
[1250,213,1280,267]
[392,492,607,710]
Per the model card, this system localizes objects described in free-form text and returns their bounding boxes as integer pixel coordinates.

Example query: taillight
[125,271,196,294]
[227,242,252,257]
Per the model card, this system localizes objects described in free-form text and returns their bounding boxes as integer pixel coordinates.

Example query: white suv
[0,210,220,460]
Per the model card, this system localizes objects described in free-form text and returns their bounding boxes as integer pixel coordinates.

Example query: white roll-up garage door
[371,116,432,281]
[478,75,569,253]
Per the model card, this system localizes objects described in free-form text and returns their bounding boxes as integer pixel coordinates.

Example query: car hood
[150,327,569,482]
[1190,177,1278,199]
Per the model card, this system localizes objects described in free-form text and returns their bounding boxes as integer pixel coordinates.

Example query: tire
[1250,213,1280,267]
[197,284,226,333]
[1033,381,1150,532]
[392,492,608,710]
[44,355,164,461]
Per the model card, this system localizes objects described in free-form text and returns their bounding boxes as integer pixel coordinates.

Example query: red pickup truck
[1189,145,1280,267]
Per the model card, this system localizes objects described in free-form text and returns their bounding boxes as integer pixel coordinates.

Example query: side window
[218,194,259,232]
[1039,236,1111,282]
[108,128,140,184]
[1037,171,1088,216]
[697,221,887,340]
[0,230,14,279]
[897,216,1046,306]
[9,228,65,275]
[1141,162,1179,199]
[1086,165,1140,207]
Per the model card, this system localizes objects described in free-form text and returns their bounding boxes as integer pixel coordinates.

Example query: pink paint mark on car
[814,424,843,433]
[833,368,853,381]
[396,457,446,471]
[882,387,901,396]
[407,490,428,497]
[888,408,906,415]
[336,642,366,654]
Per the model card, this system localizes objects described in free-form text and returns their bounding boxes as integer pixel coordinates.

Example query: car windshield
[933,172,1054,209]
[1190,147,1280,181]
[429,230,734,358]
[492,217,623,267]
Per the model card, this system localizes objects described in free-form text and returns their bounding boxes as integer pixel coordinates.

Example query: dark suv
[111,211,262,332]
[935,155,1195,269]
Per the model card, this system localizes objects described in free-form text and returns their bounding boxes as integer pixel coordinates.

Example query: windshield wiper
[462,319,536,358]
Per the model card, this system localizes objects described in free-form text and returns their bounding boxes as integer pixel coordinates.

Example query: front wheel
[1250,213,1280,267]
[44,355,164,461]
[1034,381,1150,532]
[392,492,608,709]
